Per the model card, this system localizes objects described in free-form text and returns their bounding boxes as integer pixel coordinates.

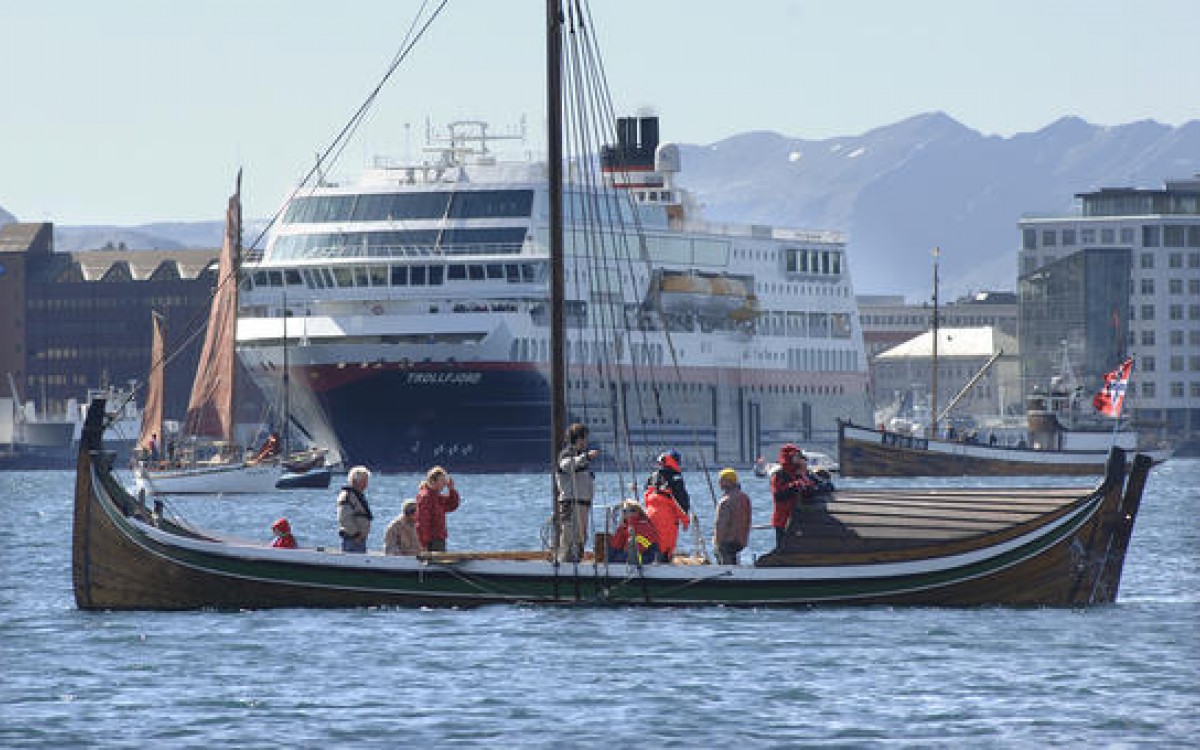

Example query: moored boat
[133,177,281,495]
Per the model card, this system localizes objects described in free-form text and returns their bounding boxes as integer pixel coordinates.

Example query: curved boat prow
[73,397,111,609]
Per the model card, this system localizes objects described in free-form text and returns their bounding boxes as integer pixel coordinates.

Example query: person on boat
[643,450,691,561]
[608,499,662,565]
[713,468,752,565]
[554,422,599,563]
[384,499,421,556]
[270,517,298,549]
[770,444,818,550]
[336,466,373,553]
[251,431,281,463]
[146,433,160,464]
[415,466,461,553]
[645,449,691,514]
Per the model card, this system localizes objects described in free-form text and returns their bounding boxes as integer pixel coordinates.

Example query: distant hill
[50,220,272,253]
[7,112,1199,299]
[674,113,1200,299]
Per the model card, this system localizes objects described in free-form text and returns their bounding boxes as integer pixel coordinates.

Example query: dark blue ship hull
[309,363,552,472]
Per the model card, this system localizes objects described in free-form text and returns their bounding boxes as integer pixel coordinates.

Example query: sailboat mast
[547,0,566,479]
[931,246,940,439]
[231,169,242,445]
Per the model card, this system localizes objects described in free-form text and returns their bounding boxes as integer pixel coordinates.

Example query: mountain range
[3,112,1198,299]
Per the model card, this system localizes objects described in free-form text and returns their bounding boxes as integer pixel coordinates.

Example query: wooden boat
[275,465,333,489]
[72,0,1153,610]
[838,419,1170,478]
[74,398,1150,608]
[132,177,279,495]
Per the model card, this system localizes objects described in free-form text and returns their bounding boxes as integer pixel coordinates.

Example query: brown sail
[184,174,241,442]
[137,311,166,451]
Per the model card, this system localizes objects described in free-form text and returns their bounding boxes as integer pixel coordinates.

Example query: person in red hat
[769,444,818,551]
[270,517,298,549]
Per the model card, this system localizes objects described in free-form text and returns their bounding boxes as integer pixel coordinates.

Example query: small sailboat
[133,176,279,495]
[73,0,1153,609]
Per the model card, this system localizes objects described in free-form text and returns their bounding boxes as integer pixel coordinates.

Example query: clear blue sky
[2,0,1197,226]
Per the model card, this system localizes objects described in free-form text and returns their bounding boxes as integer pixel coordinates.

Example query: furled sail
[138,311,165,450]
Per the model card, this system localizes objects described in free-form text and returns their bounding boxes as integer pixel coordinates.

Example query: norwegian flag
[1092,358,1134,418]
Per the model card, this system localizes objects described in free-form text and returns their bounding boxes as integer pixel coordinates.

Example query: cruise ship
[237,116,871,471]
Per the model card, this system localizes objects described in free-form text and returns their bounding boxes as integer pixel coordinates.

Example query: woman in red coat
[415,465,461,552]
[609,500,662,564]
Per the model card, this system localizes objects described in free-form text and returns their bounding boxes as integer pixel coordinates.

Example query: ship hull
[304,362,550,472]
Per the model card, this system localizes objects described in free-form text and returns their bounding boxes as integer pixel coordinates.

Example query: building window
[1190,279,1200,296]
[1170,305,1183,321]
[1190,355,1200,372]
[1170,330,1184,346]
[1042,230,1057,247]
[1141,330,1156,346]
[1191,305,1200,321]
[1170,382,1184,398]
[1169,279,1183,295]
[1141,304,1156,321]
[1142,225,1160,247]
[1170,354,1184,371]
[1021,228,1037,250]
[1143,356,1156,372]
[1192,383,1200,398]
[1022,256,1037,274]
[1141,381,1156,398]
[1140,278,1155,295]
[1081,228,1096,244]
[1121,227,1136,244]
[1062,229,1076,246]
[1190,252,1200,267]
[1164,225,1186,247]
[1101,228,1115,244]
[1168,252,1184,268]
[1140,253,1155,269]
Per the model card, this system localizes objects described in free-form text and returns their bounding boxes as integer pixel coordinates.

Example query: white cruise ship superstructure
[237,116,870,471]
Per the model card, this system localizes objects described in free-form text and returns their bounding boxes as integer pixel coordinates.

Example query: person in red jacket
[609,500,662,565]
[770,443,817,551]
[643,450,691,561]
[415,465,461,552]
[270,517,298,549]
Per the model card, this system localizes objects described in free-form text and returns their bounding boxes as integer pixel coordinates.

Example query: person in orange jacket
[270,517,298,549]
[643,451,691,561]
[609,500,662,564]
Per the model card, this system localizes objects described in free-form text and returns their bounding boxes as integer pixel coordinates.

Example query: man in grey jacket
[336,465,373,553]
[554,423,599,563]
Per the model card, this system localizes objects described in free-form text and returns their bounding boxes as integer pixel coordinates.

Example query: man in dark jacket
[769,444,817,551]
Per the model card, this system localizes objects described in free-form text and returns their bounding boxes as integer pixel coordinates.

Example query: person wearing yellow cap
[713,468,751,565]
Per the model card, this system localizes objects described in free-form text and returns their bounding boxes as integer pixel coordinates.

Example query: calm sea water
[2,461,1197,748]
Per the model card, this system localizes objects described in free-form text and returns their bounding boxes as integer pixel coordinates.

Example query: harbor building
[1017,176,1200,449]
[0,222,228,423]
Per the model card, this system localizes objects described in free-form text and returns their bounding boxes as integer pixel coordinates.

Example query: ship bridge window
[448,190,534,219]
[354,267,369,287]
[284,269,303,286]
[369,266,388,286]
[487,263,504,279]
[410,266,427,286]
[448,264,467,281]
[506,263,521,282]
[391,266,408,286]
[429,266,444,285]
[440,228,527,255]
[468,265,485,281]
[333,268,354,288]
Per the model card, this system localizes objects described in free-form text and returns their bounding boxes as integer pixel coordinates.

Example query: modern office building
[1017,176,1200,447]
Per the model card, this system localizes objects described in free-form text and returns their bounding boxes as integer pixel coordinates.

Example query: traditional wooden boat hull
[74,401,1150,610]
[838,421,1168,477]
[133,461,281,495]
